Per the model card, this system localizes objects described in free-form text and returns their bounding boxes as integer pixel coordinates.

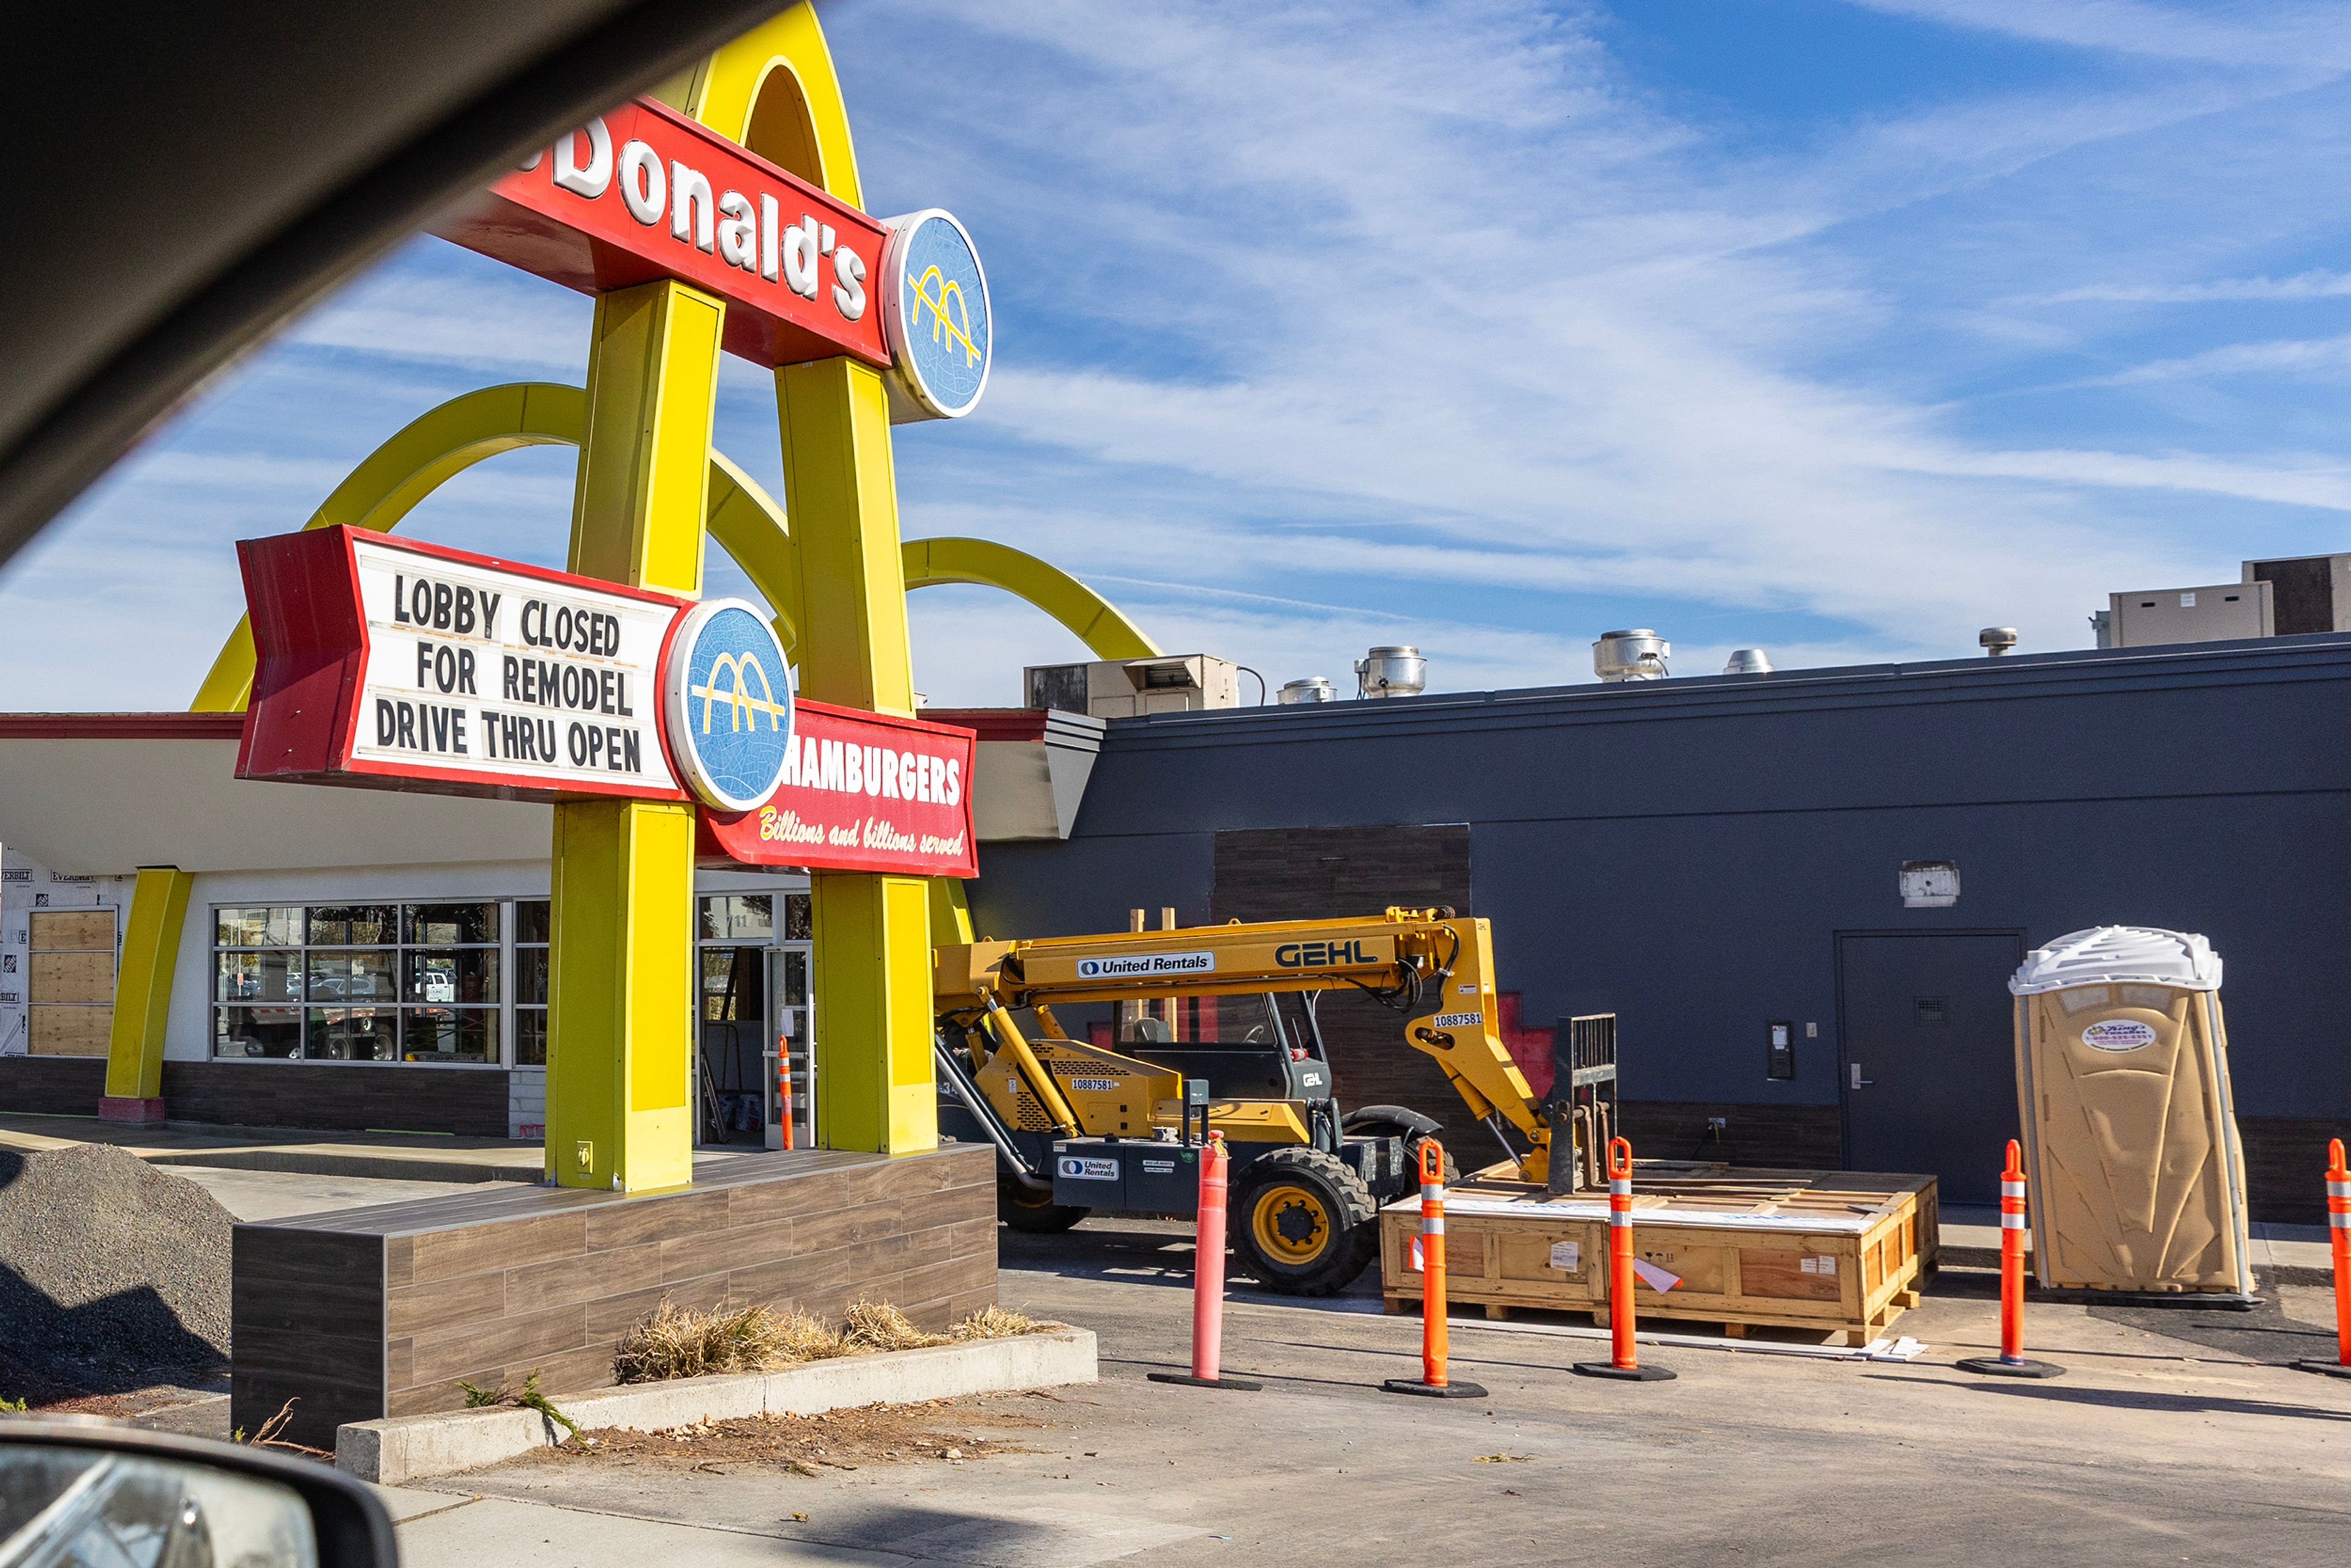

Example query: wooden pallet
[1379,1161,1938,1346]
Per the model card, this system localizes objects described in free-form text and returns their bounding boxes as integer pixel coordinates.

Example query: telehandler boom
[934,907,1617,1294]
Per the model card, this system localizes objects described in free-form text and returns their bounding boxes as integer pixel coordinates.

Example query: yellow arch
[901,536,1161,660]
[189,386,1157,712]
[189,384,799,712]
[660,6,864,203]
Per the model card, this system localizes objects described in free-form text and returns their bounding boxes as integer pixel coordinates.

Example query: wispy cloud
[2042,269,2351,304]
[11,2,2351,713]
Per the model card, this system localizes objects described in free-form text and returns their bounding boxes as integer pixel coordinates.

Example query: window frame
[208,897,517,1068]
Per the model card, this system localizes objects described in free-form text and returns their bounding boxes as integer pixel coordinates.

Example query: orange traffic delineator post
[1384,1138,1487,1399]
[2290,1137,2351,1380]
[1573,1136,1675,1382]
[1959,1139,2064,1379]
[775,1040,795,1152]
[1150,1132,1261,1392]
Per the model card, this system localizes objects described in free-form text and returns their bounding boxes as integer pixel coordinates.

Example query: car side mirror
[0,1420,397,1568]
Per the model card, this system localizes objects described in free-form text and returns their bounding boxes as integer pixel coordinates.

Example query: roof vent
[1278,677,1337,704]
[1722,648,1772,675]
[1979,626,2019,657]
[1594,629,1669,682]
[1354,647,1425,699]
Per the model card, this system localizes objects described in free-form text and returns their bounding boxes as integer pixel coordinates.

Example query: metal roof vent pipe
[1279,677,1337,704]
[1594,629,1669,682]
[1980,626,2019,657]
[1354,646,1426,699]
[1722,648,1772,675]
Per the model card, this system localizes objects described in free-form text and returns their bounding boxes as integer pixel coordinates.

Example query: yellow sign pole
[544,279,723,1190]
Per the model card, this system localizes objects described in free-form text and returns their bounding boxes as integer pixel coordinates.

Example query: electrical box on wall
[1899,859,1959,909]
[1766,1019,1796,1081]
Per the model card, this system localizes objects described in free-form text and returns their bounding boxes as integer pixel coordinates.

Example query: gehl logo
[1275,940,1375,967]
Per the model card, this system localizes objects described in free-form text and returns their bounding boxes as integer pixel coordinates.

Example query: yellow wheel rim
[1250,1184,1331,1263]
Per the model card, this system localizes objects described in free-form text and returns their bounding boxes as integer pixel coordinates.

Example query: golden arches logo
[691,651,789,735]
[910,265,982,369]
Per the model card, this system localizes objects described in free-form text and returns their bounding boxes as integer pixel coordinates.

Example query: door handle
[1850,1063,1874,1089]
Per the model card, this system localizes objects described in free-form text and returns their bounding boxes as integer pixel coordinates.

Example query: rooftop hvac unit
[1593,629,1668,682]
[1023,655,1240,718]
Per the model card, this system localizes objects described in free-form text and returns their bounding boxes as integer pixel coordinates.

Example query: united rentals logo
[1074,951,1215,979]
[664,599,796,812]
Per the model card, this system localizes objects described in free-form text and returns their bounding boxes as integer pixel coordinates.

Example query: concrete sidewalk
[0,1112,787,1187]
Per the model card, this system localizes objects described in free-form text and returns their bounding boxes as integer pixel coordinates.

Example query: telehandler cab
[933,907,1617,1294]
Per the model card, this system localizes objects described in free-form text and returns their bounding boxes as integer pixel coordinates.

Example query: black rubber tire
[999,1176,1088,1233]
[1231,1146,1380,1296]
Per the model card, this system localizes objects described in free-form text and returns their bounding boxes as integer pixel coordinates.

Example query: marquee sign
[696,699,978,878]
[234,527,979,876]
[237,527,690,801]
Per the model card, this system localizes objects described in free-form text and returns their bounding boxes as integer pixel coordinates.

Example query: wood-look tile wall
[231,1144,996,1450]
[162,1062,511,1136]
[1212,823,1474,1114]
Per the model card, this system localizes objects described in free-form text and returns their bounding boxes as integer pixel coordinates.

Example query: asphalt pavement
[381,1215,2351,1568]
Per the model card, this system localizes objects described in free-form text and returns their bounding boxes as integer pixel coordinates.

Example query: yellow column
[99,866,193,1120]
[546,279,722,1190]
[779,358,936,1153]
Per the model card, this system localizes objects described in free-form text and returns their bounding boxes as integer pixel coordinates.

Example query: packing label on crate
[1799,1255,1839,1277]
[1548,1240,1581,1271]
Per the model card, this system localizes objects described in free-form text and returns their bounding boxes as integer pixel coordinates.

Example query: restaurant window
[514,899,549,1067]
[212,902,501,1064]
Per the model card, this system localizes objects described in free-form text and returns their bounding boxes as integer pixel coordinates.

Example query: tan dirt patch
[514,1396,1047,1476]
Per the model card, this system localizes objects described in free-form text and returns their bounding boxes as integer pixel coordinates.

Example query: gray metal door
[1838,932,2023,1203]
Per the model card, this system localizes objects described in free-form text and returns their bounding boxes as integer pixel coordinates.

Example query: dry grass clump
[841,1300,948,1352]
[615,1302,842,1384]
[948,1305,1048,1341]
[613,1299,1055,1383]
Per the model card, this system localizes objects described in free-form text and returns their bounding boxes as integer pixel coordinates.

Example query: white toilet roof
[2010,926,2222,995]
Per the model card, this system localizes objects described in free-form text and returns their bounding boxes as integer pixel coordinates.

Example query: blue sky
[9,0,2351,708]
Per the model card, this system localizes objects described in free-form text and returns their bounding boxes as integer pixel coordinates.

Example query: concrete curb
[336,1327,1097,1485]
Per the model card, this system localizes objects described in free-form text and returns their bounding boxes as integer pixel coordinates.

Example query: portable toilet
[2008,927,2254,1298]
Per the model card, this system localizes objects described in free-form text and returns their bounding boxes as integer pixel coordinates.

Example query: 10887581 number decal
[1430,1010,1483,1029]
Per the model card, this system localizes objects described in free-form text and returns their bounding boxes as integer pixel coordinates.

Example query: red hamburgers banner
[697,699,978,878]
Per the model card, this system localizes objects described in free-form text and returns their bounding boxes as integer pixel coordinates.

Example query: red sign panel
[236,527,692,803]
[698,700,978,877]
[434,97,891,372]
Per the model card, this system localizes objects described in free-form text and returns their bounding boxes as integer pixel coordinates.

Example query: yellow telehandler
[933,907,1616,1294]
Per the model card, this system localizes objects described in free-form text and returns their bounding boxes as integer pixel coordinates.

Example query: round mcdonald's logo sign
[664,599,795,812]
[880,209,991,420]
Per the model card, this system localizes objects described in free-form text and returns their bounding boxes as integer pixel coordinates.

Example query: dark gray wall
[972,635,2351,1137]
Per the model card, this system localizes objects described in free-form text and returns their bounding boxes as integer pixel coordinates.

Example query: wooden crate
[1380,1161,1938,1346]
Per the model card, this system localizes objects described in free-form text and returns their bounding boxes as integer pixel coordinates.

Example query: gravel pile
[0,1144,233,1382]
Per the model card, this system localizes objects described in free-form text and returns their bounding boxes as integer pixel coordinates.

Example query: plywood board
[29,909,114,951]
[31,1005,112,1056]
[31,950,114,1003]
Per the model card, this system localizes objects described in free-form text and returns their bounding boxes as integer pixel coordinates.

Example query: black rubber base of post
[2290,1359,2351,1379]
[1571,1361,1677,1381]
[1381,1378,1488,1398]
[1146,1371,1264,1390]
[1956,1356,2066,1378]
